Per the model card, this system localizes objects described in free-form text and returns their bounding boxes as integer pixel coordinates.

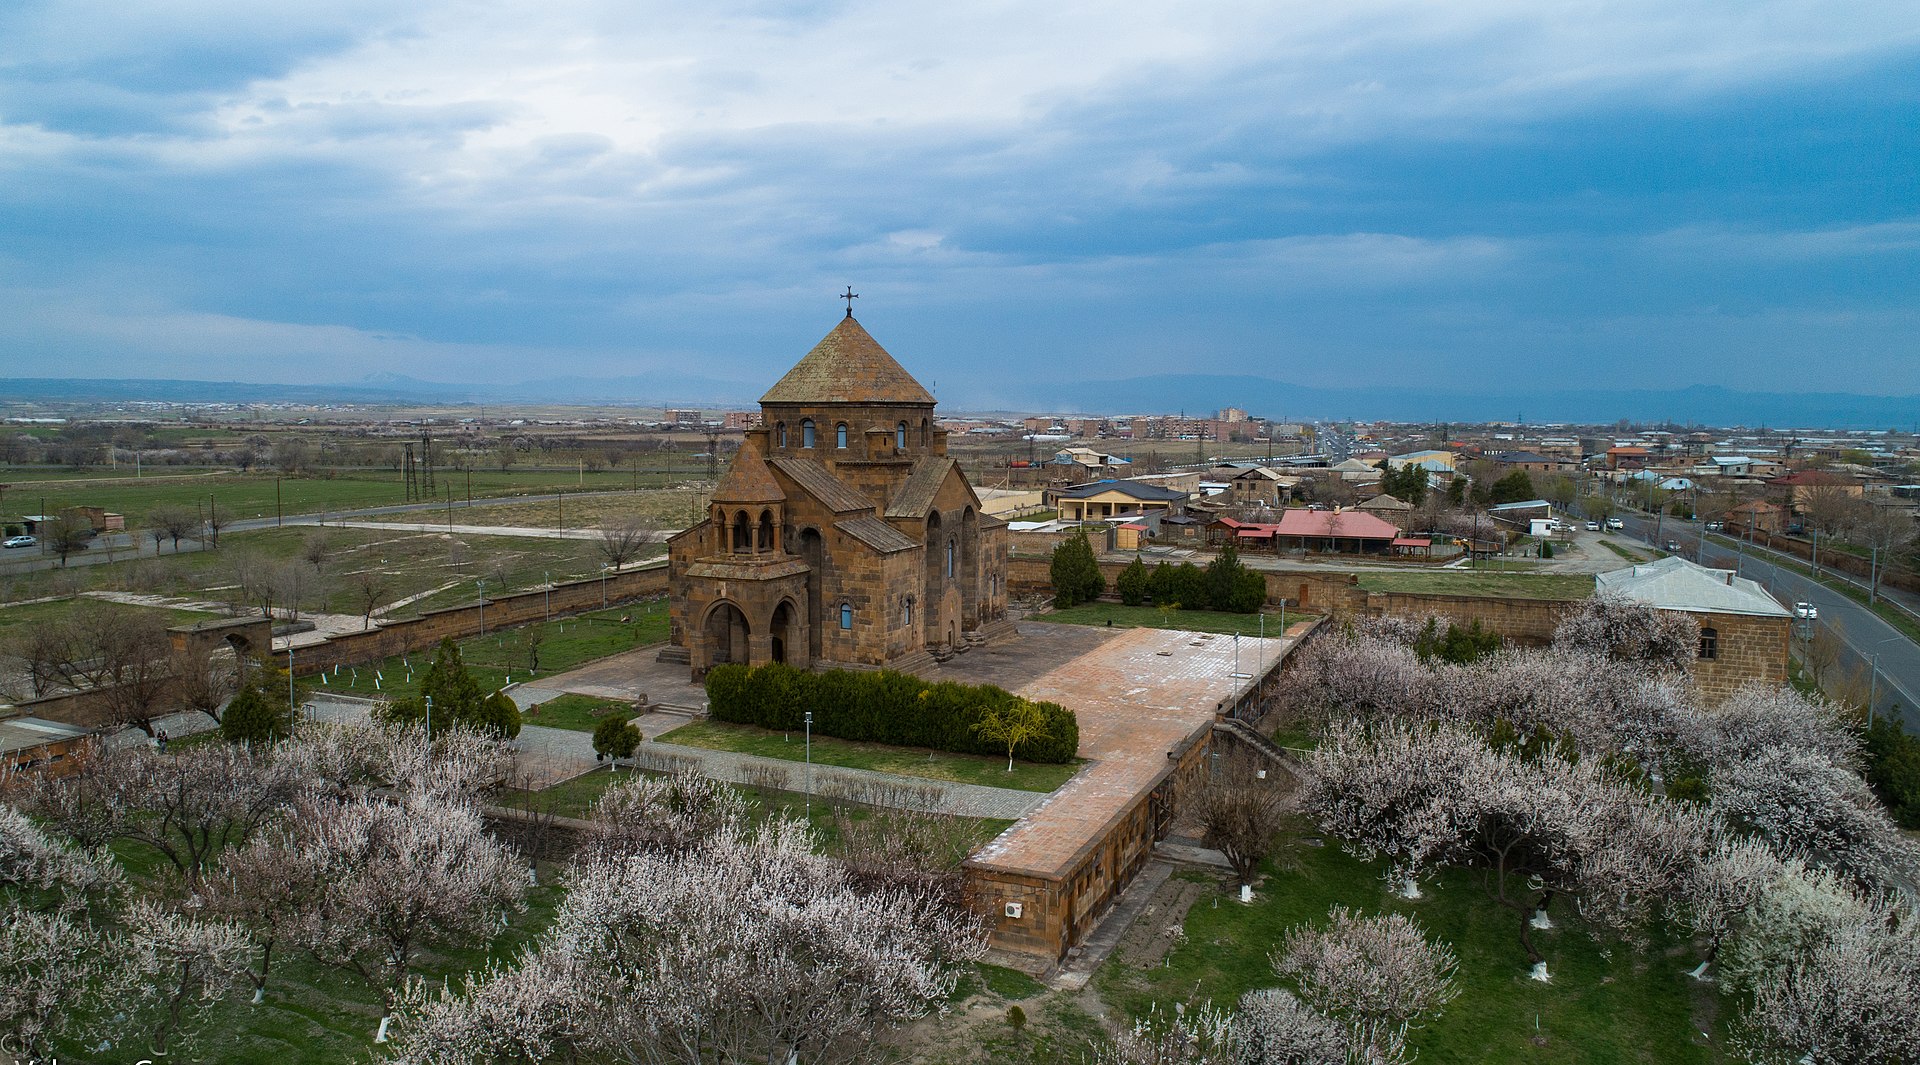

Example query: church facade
[663,316,1011,677]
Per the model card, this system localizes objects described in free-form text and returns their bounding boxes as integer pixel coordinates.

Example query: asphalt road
[1619,513,1920,731]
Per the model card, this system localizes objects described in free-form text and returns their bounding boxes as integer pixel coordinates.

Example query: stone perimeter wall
[1006,555,1579,643]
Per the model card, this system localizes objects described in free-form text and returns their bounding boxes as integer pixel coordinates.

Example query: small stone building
[664,316,1011,677]
[1596,556,1791,702]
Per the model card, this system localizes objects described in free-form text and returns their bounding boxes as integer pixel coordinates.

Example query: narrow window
[801,419,815,448]
[1698,627,1718,660]
[896,421,907,449]
[776,422,787,447]
[836,422,848,449]
[946,538,955,578]
[839,602,853,630]
[904,597,914,625]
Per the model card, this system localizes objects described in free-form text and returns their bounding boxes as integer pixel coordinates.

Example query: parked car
[1665,540,1681,552]
[1705,521,1724,532]
[2,535,35,549]
[1794,602,1818,621]
[1584,520,1600,531]
[1605,518,1624,530]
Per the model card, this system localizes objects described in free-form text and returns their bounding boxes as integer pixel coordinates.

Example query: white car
[1584,521,1600,531]
[1605,518,1624,530]
[2,535,35,549]
[1793,602,1818,621]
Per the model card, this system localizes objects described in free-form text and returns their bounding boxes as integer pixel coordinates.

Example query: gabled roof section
[885,456,962,518]
[710,439,784,504]
[760,317,936,406]
[768,456,872,514]
[837,515,919,554]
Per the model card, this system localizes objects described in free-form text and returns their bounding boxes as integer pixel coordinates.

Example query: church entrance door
[703,601,751,667]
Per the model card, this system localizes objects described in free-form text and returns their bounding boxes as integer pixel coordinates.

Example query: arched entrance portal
[702,601,751,667]
[769,600,798,665]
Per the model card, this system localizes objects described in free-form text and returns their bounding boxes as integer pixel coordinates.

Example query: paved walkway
[303,695,1047,820]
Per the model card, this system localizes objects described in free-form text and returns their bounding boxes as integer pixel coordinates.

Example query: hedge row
[704,662,1079,765]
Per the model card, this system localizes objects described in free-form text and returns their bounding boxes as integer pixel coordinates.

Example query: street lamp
[1866,636,1905,727]
[544,571,552,621]
[601,564,610,607]
[424,695,433,737]
[804,711,814,821]
[476,580,486,634]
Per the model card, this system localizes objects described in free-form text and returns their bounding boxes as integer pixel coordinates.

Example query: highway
[1617,513,1920,731]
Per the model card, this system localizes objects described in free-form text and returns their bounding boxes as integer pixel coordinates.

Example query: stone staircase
[1212,717,1300,771]
[654,645,690,665]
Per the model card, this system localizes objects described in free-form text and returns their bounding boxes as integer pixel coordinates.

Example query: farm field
[0,466,692,526]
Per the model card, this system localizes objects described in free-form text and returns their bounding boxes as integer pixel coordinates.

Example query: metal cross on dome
[840,286,858,318]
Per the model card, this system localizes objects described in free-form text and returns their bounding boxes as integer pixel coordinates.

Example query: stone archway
[769,599,803,667]
[702,601,751,668]
[797,528,825,659]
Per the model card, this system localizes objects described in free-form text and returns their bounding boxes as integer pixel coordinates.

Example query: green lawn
[1600,539,1650,563]
[655,718,1080,793]
[298,602,670,703]
[1097,839,1723,1065]
[1039,601,1306,638]
[0,595,220,637]
[522,692,630,732]
[1356,571,1596,601]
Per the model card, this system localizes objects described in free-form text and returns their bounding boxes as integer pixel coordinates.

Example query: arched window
[1698,627,1718,660]
[946,537,955,578]
[921,418,930,445]
[896,421,907,449]
[776,422,787,448]
[801,419,815,448]
[836,422,848,449]
[904,596,914,626]
[839,602,853,630]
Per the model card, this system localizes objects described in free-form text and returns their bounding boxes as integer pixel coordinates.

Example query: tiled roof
[1272,509,1400,540]
[768,457,872,514]
[1358,493,1412,510]
[760,317,935,406]
[836,516,919,554]
[709,439,785,503]
[885,456,959,518]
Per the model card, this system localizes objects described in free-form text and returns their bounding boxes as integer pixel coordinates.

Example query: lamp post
[804,711,814,821]
[477,580,486,634]
[601,565,609,607]
[1866,636,1905,727]
[424,695,432,737]
[287,645,296,721]
[544,571,552,622]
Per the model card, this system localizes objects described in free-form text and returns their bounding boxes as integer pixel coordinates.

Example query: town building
[1048,479,1189,522]
[1595,556,1791,702]
[663,316,1010,677]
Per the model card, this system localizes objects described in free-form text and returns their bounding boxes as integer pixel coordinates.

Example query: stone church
[662,315,1011,677]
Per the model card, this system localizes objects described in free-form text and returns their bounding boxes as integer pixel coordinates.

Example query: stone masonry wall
[1691,610,1790,703]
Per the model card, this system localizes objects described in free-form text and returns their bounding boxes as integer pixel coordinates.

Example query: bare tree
[346,567,396,630]
[302,529,332,571]
[1852,506,1916,598]
[597,514,655,569]
[1190,750,1296,886]
[42,508,93,567]
[149,505,199,553]
[272,559,310,622]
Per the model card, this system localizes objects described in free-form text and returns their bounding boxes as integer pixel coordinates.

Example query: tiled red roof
[1272,509,1400,540]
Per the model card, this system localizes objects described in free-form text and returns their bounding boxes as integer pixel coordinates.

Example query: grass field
[0,466,686,526]
[521,692,630,732]
[1356,571,1596,600]
[1600,539,1651,563]
[1095,839,1723,1065]
[1038,601,1307,638]
[655,718,1080,793]
[297,602,671,703]
[0,595,220,637]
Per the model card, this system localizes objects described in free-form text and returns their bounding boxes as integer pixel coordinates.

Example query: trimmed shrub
[1117,555,1150,606]
[220,682,288,745]
[592,715,642,760]
[706,664,1079,764]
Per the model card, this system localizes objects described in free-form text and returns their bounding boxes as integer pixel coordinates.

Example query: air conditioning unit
[1004,901,1024,919]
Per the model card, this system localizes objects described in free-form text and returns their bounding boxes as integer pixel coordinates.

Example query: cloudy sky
[2,0,1916,410]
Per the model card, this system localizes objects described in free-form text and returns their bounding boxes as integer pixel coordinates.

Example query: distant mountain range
[3,373,1914,430]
